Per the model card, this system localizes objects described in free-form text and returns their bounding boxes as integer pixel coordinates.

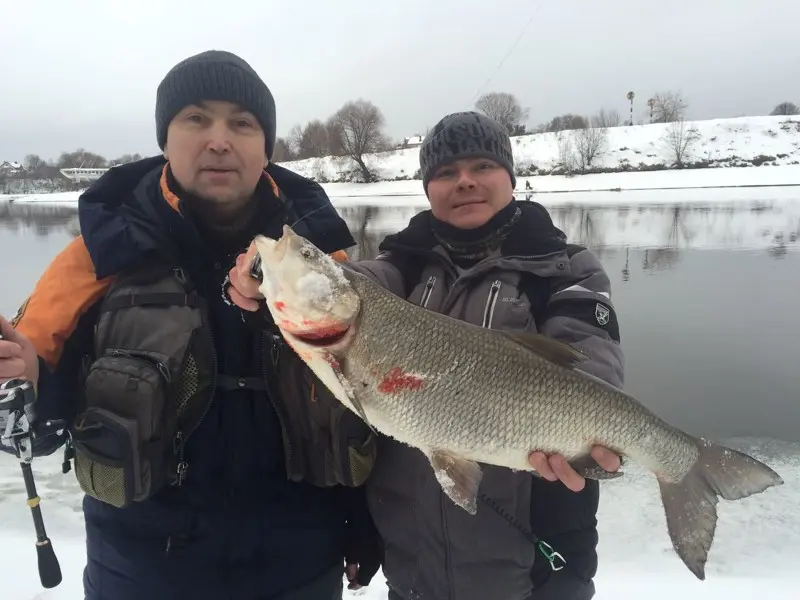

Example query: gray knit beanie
[155,50,276,159]
[419,111,516,192]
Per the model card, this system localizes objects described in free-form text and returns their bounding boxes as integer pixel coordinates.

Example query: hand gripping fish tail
[251,225,785,582]
[0,353,64,589]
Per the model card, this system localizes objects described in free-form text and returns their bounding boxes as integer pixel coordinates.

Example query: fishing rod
[0,333,63,589]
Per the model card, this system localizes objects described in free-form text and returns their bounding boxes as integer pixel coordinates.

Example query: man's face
[165,100,266,206]
[426,157,513,229]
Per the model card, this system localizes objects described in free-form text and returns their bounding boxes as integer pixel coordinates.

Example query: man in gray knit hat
[227,110,624,600]
[2,49,382,600]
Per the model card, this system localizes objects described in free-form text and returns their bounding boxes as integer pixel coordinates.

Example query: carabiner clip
[537,540,566,571]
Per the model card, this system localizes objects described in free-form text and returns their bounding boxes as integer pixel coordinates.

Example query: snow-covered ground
[0,437,795,599]
[282,115,800,183]
[4,164,800,209]
[3,116,800,206]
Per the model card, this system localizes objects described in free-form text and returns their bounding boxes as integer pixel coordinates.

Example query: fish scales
[339,271,698,480]
[252,226,784,581]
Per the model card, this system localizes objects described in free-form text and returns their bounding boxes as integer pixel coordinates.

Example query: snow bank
[3,116,800,208]
[5,164,800,208]
[283,115,800,183]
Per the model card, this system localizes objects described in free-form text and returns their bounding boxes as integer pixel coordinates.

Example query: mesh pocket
[348,436,376,487]
[77,350,169,505]
[73,407,139,508]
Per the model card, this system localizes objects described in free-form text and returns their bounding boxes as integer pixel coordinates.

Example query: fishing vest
[70,262,376,509]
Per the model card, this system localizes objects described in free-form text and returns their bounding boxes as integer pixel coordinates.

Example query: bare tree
[326,119,345,156]
[23,154,46,172]
[297,120,330,158]
[663,118,701,168]
[286,125,303,155]
[571,125,608,171]
[651,91,687,123]
[272,138,295,162]
[109,153,143,166]
[556,131,576,174]
[592,109,622,128]
[328,99,390,182]
[474,92,530,135]
[541,114,589,133]
[770,102,799,116]
[56,149,108,168]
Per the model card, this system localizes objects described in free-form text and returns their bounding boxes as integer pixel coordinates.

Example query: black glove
[344,503,383,587]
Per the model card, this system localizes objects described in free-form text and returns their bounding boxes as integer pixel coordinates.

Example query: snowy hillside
[281,116,800,183]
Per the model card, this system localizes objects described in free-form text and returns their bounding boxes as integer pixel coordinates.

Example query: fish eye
[300,247,314,259]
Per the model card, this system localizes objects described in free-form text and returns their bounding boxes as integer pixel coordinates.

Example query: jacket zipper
[107,349,172,383]
[481,280,502,329]
[419,275,437,308]
[173,268,218,486]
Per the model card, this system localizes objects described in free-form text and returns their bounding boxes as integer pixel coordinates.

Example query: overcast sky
[1,0,798,162]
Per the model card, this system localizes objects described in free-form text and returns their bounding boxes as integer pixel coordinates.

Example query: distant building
[59,167,110,183]
[402,135,424,148]
[0,161,25,177]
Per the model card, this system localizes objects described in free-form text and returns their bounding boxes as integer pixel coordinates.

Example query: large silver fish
[252,225,783,581]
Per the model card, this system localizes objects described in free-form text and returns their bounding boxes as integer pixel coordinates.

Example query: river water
[1,198,798,442]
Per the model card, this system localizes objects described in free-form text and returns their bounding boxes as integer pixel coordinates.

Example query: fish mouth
[293,328,349,345]
[288,325,353,349]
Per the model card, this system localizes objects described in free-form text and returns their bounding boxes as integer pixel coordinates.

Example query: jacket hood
[78,156,355,280]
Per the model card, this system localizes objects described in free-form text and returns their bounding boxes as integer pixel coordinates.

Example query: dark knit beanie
[419,111,516,192]
[155,50,276,159]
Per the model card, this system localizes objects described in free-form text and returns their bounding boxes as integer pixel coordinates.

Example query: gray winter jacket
[347,201,625,600]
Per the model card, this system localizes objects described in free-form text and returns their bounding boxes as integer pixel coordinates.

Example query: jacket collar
[78,155,355,279]
[379,200,567,259]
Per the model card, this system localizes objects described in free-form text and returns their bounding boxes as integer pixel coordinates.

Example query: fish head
[253,225,360,348]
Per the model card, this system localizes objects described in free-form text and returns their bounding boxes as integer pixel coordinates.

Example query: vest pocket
[73,407,138,508]
[330,405,376,487]
[74,349,172,507]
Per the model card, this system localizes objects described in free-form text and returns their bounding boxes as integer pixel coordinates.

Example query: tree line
[11,93,798,183]
[15,151,144,179]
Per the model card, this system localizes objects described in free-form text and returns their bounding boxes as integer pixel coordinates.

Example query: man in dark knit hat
[0,49,382,600]
[227,110,625,600]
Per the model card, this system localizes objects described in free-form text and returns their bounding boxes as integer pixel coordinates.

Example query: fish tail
[657,438,783,580]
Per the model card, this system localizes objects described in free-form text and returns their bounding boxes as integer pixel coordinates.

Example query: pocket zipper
[482,280,502,329]
[420,276,437,308]
[107,349,172,384]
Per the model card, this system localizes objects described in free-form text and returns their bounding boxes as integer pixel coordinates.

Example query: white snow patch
[279,116,800,183]
[0,438,795,599]
[296,270,334,309]
[5,115,800,208]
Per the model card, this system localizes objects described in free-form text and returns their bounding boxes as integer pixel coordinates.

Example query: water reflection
[0,202,79,238]
[337,200,800,263]
[3,200,799,262]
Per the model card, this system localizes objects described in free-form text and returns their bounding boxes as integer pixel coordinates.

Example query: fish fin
[500,331,587,369]
[658,437,783,580]
[430,449,483,515]
[349,391,377,435]
[568,454,624,480]
[329,356,377,435]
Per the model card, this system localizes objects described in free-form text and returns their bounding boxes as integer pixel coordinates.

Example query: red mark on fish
[274,301,286,312]
[324,354,340,370]
[378,367,425,394]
